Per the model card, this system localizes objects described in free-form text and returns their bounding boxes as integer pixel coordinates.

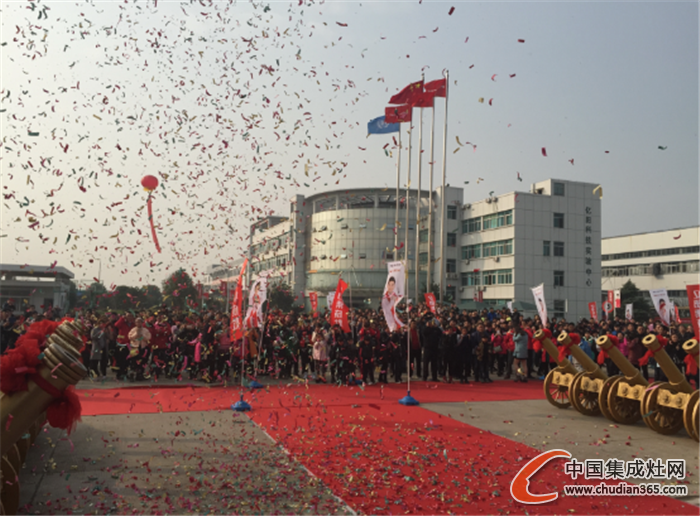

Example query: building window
[553,299,566,318]
[497,269,513,284]
[482,210,513,230]
[461,272,480,286]
[462,217,481,234]
[483,271,497,285]
[447,233,457,247]
[483,239,514,257]
[553,213,564,229]
[461,244,481,260]
[359,253,367,259]
[553,182,565,196]
[446,259,457,273]
[543,241,551,256]
[419,252,428,265]
[447,205,458,220]
[385,252,394,261]
[419,229,429,243]
[553,241,565,257]
[554,270,565,287]
[445,286,457,302]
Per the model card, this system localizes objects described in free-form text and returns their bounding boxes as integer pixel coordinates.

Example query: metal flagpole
[232,274,252,411]
[415,74,424,303]
[427,102,435,298]
[394,128,401,256]
[249,298,267,389]
[400,106,418,407]
[439,70,449,305]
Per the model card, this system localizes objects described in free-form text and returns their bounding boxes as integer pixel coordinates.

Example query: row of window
[461,269,514,286]
[462,210,513,233]
[602,260,700,277]
[543,241,565,257]
[602,246,700,261]
[461,239,514,259]
[251,232,290,256]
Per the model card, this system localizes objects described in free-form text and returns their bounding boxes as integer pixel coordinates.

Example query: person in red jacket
[149,315,171,379]
[113,314,134,380]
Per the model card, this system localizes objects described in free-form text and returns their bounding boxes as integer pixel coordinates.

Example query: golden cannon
[639,335,698,440]
[534,330,579,409]
[595,335,648,425]
[681,338,698,441]
[0,319,87,514]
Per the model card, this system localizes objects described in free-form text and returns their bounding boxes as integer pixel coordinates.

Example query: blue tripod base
[248,380,264,389]
[399,392,420,406]
[231,398,252,412]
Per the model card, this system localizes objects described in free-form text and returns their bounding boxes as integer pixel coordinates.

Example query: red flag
[196,282,203,299]
[686,285,699,338]
[309,291,318,317]
[424,78,446,97]
[385,105,412,124]
[410,91,435,108]
[229,259,248,341]
[424,293,437,314]
[330,279,350,332]
[588,302,598,322]
[219,280,227,295]
[389,80,423,105]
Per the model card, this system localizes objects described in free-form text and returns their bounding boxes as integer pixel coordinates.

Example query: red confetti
[448,6,455,15]
[541,147,547,157]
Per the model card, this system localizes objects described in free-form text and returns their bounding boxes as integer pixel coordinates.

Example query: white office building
[601,226,699,312]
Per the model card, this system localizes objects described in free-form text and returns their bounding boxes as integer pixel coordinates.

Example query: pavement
[14,374,700,514]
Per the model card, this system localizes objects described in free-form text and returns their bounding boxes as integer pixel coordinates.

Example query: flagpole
[394,127,401,256]
[427,102,435,299]
[400,106,418,407]
[415,72,424,304]
[439,70,449,306]
[232,269,252,411]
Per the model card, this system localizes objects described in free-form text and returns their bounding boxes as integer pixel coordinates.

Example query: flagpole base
[399,391,420,406]
[248,380,264,389]
[231,394,252,412]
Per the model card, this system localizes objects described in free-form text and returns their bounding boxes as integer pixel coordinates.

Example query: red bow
[639,335,668,367]
[597,334,619,365]
[684,353,698,377]
[557,332,581,362]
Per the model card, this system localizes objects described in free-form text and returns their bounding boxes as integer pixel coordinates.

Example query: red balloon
[141,175,159,192]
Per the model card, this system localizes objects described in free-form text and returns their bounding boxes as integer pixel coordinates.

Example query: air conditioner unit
[492,197,498,202]
[486,198,492,204]
[460,287,465,292]
[464,203,471,209]
[494,256,500,263]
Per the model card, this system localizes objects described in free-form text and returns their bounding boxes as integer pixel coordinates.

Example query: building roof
[0,263,74,280]
[602,226,699,240]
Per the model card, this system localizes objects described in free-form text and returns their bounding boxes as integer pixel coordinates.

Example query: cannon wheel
[569,372,601,417]
[641,382,684,435]
[543,369,571,409]
[598,375,621,422]
[682,390,699,442]
[605,377,643,425]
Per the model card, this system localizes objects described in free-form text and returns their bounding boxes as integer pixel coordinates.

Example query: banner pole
[427,100,435,299]
[439,70,449,305]
[395,127,401,256]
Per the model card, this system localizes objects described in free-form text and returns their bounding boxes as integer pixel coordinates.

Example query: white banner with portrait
[531,284,548,324]
[244,276,268,329]
[625,303,634,321]
[649,288,671,325]
[382,261,405,332]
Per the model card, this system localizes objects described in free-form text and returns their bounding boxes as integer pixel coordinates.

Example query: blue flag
[367,116,399,135]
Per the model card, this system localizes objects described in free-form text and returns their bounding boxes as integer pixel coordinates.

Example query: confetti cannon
[533,330,579,409]
[0,320,87,514]
[557,331,608,417]
[681,339,698,441]
[640,335,697,439]
[595,335,648,425]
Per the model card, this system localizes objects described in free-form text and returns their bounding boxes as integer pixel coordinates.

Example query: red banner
[588,302,598,322]
[219,280,227,295]
[424,293,437,314]
[389,80,423,105]
[687,285,700,338]
[229,259,248,342]
[385,105,412,124]
[330,279,350,333]
[309,291,318,317]
[424,78,447,97]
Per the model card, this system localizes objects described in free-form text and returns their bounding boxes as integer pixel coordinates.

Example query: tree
[85,281,107,309]
[141,285,163,308]
[616,280,652,321]
[67,280,78,310]
[267,280,295,312]
[162,269,198,309]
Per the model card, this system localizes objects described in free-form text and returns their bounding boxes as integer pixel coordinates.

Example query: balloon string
[147,195,162,253]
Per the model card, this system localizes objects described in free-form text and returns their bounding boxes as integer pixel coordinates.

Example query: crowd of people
[1,301,697,388]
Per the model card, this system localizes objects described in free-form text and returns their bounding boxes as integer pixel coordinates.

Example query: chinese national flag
[424,78,447,97]
[389,80,424,105]
[385,105,412,124]
[410,91,435,108]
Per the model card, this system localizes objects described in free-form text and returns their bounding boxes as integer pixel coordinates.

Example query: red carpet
[80,380,546,416]
[79,382,695,515]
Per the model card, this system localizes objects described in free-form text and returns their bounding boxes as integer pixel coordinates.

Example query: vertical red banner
[687,285,700,338]
[424,293,437,314]
[309,291,318,316]
[229,259,248,342]
[331,279,350,332]
[588,302,598,322]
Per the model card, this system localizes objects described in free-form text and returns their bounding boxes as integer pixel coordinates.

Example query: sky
[1,0,698,289]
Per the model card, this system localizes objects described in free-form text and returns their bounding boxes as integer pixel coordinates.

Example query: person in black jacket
[441,322,459,383]
[358,334,375,384]
[456,325,472,383]
[472,322,493,383]
[376,329,391,384]
[422,319,441,382]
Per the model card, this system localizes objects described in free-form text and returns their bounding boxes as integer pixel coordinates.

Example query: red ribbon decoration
[557,332,580,362]
[684,352,698,377]
[147,194,162,253]
[597,334,619,366]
